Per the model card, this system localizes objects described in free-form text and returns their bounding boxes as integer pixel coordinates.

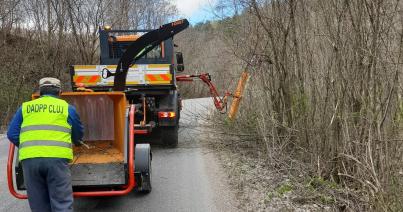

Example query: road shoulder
[201,146,240,212]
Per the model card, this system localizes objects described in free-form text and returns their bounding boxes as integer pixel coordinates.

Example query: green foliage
[319,195,336,204]
[396,100,403,123]
[265,182,294,202]
[305,177,338,205]
[277,182,293,195]
[222,116,234,127]
[291,92,309,118]
[384,176,403,211]
[306,177,339,191]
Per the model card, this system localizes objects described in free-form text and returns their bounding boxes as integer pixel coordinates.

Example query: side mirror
[176,52,185,72]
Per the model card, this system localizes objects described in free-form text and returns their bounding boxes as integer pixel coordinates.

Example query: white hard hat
[39,77,61,88]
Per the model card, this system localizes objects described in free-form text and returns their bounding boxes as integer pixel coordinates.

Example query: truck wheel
[135,144,152,193]
[161,126,178,147]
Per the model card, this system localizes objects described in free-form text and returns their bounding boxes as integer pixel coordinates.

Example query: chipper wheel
[135,144,152,193]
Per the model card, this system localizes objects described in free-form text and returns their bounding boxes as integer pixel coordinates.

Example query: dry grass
[203,0,403,210]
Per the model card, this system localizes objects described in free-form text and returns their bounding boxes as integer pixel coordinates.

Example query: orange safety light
[158,111,176,118]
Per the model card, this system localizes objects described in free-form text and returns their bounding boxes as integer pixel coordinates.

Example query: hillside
[179,1,403,210]
[1,0,402,210]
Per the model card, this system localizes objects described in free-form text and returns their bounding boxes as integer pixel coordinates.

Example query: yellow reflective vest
[19,96,73,161]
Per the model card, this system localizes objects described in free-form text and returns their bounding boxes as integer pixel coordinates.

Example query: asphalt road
[0,98,237,212]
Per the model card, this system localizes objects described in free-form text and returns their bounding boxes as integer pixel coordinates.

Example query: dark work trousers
[21,158,73,212]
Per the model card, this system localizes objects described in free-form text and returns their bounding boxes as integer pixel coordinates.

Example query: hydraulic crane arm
[176,71,249,119]
[176,73,231,112]
[112,19,189,91]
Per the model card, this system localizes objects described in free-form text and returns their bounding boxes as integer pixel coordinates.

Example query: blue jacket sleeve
[7,107,23,147]
[68,105,84,145]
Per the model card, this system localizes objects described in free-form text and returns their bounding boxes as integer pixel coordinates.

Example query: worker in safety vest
[7,77,84,212]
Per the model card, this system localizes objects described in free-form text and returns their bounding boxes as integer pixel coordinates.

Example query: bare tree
[209,0,403,209]
[0,0,179,128]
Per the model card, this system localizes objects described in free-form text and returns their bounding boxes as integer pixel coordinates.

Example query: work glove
[73,140,83,147]
[74,140,90,149]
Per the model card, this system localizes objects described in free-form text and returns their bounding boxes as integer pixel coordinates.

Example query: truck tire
[135,144,152,193]
[161,125,178,147]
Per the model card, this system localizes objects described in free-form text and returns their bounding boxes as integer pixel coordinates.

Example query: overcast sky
[171,0,217,24]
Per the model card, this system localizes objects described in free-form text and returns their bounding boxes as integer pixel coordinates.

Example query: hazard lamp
[158,111,176,118]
